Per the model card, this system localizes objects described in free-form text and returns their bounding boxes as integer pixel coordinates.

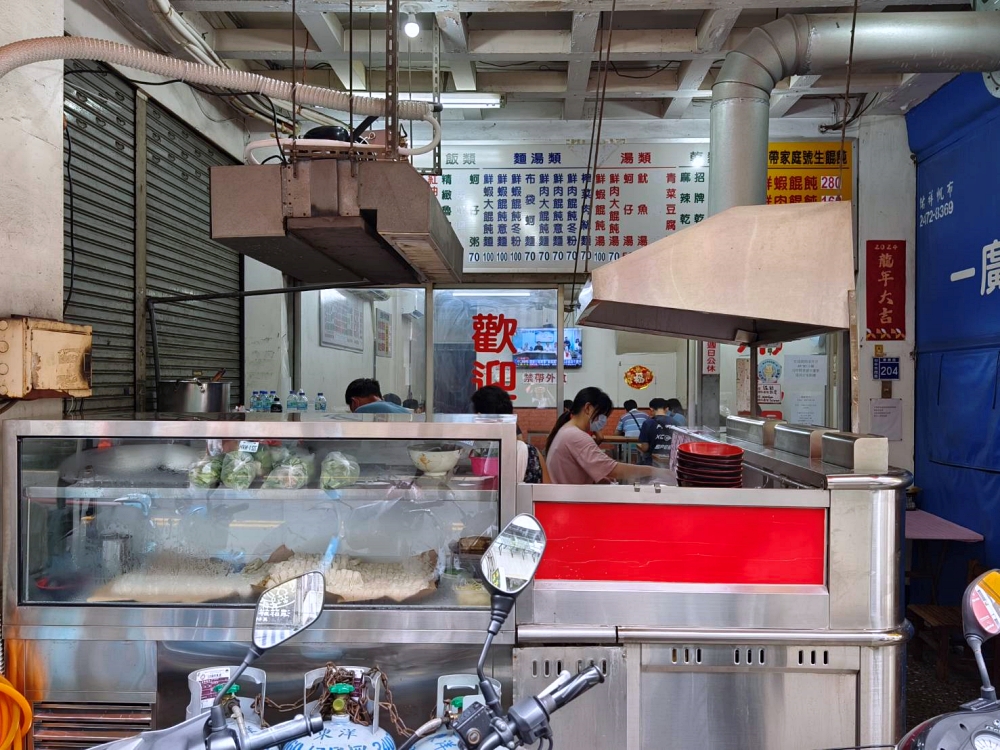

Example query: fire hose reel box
[0,317,92,400]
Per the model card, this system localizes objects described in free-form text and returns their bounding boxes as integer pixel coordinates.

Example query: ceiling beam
[769,74,820,117]
[661,9,738,118]
[211,26,753,62]
[870,72,957,115]
[564,11,600,120]
[436,11,477,91]
[178,0,967,12]
[297,11,366,89]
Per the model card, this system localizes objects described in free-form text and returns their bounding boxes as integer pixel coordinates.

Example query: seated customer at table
[665,398,688,427]
[638,398,676,466]
[615,399,648,438]
[545,388,674,485]
[345,378,411,414]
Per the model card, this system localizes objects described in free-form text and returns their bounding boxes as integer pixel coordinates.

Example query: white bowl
[408,443,463,477]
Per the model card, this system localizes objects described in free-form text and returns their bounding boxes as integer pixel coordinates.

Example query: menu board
[427,141,852,274]
[320,290,364,352]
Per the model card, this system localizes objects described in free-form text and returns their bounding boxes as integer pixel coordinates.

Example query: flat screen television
[512,327,583,369]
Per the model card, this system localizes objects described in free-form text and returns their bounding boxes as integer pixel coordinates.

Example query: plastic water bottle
[315,393,327,412]
[287,390,297,410]
[251,391,260,412]
[297,390,308,411]
[268,391,277,411]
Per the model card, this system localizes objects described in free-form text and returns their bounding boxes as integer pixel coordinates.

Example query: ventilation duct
[577,201,854,345]
[709,11,1000,213]
[579,11,1000,342]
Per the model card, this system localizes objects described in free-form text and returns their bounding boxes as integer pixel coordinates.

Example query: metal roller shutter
[62,61,137,415]
[145,102,242,409]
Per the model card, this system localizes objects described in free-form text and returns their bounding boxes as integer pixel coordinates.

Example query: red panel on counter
[534,502,826,585]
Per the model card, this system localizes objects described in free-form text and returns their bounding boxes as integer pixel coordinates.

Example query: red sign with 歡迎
[865,240,906,341]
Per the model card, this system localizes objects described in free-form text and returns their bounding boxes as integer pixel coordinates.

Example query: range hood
[577,201,854,345]
[210,159,462,284]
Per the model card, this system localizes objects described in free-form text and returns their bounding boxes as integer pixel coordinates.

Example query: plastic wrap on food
[221,451,260,490]
[320,452,361,489]
[188,456,223,489]
[284,451,316,481]
[261,463,309,490]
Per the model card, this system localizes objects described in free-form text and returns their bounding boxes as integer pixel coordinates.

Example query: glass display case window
[19,436,500,609]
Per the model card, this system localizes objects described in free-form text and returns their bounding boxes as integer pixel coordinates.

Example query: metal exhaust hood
[577,201,854,345]
[210,159,462,285]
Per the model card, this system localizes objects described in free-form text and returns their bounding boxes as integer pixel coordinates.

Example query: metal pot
[157,380,231,413]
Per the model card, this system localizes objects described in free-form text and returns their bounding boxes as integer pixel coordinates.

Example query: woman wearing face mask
[545,387,676,485]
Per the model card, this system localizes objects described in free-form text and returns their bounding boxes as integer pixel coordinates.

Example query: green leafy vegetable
[188,456,222,488]
[320,451,361,490]
[221,451,260,490]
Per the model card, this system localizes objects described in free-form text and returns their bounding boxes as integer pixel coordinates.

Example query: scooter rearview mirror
[211,571,326,725]
[253,571,326,651]
[475,515,547,718]
[962,570,1000,702]
[480,513,547,599]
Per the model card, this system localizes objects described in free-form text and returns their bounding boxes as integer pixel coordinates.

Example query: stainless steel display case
[3,417,518,747]
[512,420,911,750]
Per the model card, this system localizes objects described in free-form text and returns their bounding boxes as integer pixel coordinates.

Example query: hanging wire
[291,0,298,161]
[837,0,861,200]
[568,0,619,311]
[349,0,355,147]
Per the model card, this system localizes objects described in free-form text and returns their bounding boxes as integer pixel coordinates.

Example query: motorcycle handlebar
[549,666,605,710]
[243,714,324,750]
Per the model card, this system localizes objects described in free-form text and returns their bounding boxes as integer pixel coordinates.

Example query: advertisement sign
[471,313,518,401]
[430,141,853,273]
[865,240,907,340]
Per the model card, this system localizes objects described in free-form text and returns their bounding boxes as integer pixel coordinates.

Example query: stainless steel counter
[511,420,910,750]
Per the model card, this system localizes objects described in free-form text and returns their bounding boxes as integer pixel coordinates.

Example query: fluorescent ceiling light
[351,91,503,109]
[452,291,532,297]
[404,13,420,38]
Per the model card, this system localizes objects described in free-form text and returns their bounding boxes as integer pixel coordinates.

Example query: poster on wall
[789,393,823,425]
[784,355,828,385]
[865,240,907,340]
[319,290,364,352]
[428,141,852,274]
[703,341,719,375]
[375,308,392,358]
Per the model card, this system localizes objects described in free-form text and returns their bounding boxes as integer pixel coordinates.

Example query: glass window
[20,436,497,608]
[432,289,560,414]
[244,285,427,415]
[717,335,833,427]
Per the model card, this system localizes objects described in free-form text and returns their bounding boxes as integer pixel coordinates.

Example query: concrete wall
[856,117,916,471]
[0,0,66,423]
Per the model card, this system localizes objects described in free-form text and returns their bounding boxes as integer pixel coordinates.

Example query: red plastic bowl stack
[676,442,744,488]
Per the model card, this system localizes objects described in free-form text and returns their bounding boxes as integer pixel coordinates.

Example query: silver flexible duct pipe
[708,12,1000,214]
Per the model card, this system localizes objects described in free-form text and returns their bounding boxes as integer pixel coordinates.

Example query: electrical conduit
[0,36,441,155]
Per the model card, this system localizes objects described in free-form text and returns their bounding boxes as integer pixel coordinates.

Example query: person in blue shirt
[665,398,688,427]
[345,378,411,414]
[615,399,649,438]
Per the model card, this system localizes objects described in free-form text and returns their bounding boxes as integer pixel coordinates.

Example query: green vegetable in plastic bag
[221,451,260,490]
[269,445,290,467]
[261,463,309,490]
[320,451,360,489]
[188,456,222,488]
[284,452,316,481]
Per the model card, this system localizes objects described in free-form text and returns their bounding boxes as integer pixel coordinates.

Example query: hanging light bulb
[404,13,420,38]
